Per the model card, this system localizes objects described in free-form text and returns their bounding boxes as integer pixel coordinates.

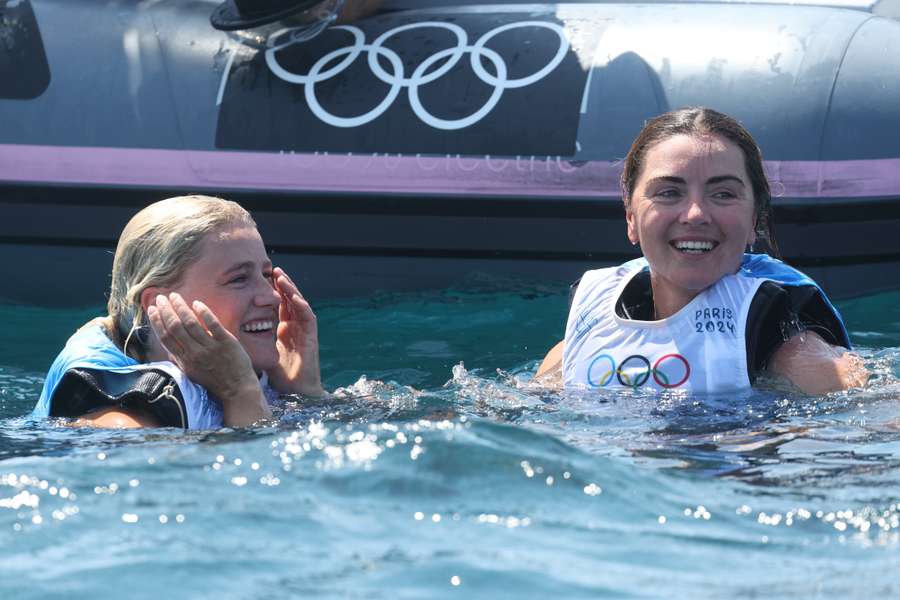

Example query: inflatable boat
[1,0,899,305]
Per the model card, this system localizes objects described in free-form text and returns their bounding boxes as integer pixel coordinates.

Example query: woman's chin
[237,333,279,373]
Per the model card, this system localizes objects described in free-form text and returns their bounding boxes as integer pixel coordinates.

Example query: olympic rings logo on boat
[264,21,570,130]
[587,353,692,389]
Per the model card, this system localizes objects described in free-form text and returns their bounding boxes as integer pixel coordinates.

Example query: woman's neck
[96,316,153,362]
[649,276,701,320]
[142,336,168,363]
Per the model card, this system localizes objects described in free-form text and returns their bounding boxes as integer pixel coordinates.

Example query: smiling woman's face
[626,133,757,308]
[170,225,281,372]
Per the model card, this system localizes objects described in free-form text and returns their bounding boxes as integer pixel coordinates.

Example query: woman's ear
[746,219,758,249]
[625,202,639,246]
[135,287,167,362]
[139,286,163,314]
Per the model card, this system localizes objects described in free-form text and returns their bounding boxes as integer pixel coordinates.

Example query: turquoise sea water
[2,282,900,599]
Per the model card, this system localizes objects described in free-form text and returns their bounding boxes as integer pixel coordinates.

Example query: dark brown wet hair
[621,107,780,257]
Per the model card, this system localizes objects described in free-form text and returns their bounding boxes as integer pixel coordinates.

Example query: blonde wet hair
[107,195,257,359]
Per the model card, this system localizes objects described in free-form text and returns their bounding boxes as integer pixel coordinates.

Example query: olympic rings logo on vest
[587,353,692,389]
[263,21,570,131]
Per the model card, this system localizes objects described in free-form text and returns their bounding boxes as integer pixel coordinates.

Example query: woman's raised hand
[146,293,271,426]
[267,267,325,397]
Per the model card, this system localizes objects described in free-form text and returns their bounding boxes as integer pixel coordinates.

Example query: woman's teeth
[242,321,274,333]
[673,240,715,253]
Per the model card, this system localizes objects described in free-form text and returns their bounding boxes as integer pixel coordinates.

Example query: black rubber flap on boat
[211,0,323,30]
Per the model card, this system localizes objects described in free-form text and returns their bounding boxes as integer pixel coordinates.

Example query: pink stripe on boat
[1,144,899,199]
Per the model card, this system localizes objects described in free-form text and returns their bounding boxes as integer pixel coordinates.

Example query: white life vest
[563,260,766,393]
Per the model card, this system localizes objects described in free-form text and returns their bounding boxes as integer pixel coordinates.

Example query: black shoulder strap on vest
[745,281,851,382]
[49,368,188,429]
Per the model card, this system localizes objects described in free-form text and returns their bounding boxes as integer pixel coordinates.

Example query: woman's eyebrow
[706,175,745,186]
[646,176,687,186]
[223,261,255,274]
[224,260,273,274]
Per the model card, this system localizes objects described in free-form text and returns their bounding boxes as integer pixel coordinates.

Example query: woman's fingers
[274,269,311,311]
[169,293,215,346]
[146,295,257,403]
[272,269,291,321]
[145,304,176,353]
[149,293,220,361]
[274,268,303,300]
[267,267,324,396]
[275,268,314,325]
[149,295,189,355]
[290,293,317,326]
[192,300,233,343]
[277,287,292,323]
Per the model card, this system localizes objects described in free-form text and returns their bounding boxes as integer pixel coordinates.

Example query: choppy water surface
[2,285,900,599]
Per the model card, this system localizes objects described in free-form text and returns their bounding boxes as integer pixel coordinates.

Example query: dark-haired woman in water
[538,107,867,394]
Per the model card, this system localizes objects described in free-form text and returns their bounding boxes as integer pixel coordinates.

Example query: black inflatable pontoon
[1,0,899,305]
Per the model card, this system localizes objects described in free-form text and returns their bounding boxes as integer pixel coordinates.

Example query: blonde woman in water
[34,195,323,429]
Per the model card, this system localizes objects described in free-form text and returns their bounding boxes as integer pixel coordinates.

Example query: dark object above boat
[210,0,328,31]
[1,0,899,305]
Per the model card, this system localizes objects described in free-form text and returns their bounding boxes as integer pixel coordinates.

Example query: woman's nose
[255,277,281,307]
[681,194,710,224]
